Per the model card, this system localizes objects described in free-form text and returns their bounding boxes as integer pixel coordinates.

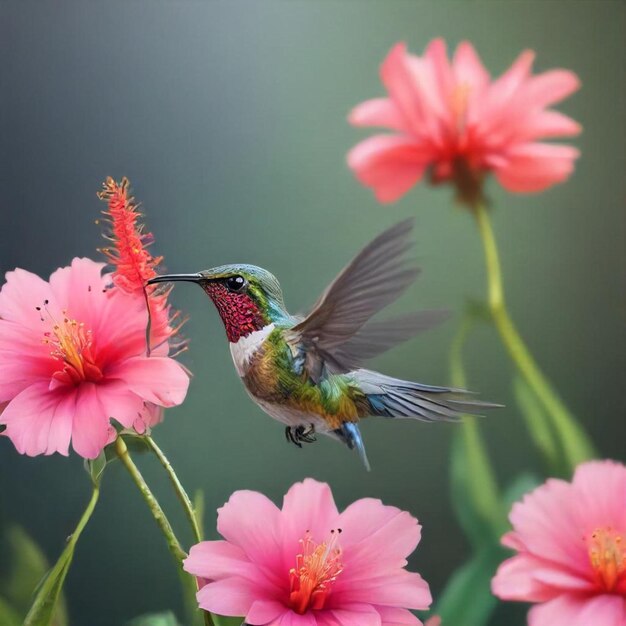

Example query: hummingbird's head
[148,264,289,343]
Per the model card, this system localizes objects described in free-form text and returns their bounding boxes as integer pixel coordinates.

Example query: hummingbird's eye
[225,275,246,293]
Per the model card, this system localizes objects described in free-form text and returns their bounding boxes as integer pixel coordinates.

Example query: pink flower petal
[107,356,189,407]
[523,69,581,110]
[522,111,581,139]
[480,50,535,119]
[492,554,565,602]
[347,135,429,203]
[528,594,626,626]
[279,612,318,626]
[0,382,74,456]
[328,604,382,626]
[0,268,56,330]
[184,540,263,583]
[337,499,421,579]
[196,578,261,616]
[71,382,111,459]
[500,531,526,551]
[281,479,340,558]
[423,38,454,112]
[0,321,57,401]
[348,98,406,132]
[572,460,626,530]
[381,43,427,133]
[95,380,145,429]
[49,259,109,331]
[246,600,288,626]
[334,571,431,610]
[453,41,490,92]
[217,490,284,577]
[376,606,421,625]
[494,142,579,192]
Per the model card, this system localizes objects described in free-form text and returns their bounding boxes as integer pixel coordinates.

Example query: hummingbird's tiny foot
[285,425,317,447]
[285,426,303,448]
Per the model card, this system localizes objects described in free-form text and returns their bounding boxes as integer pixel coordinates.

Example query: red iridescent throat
[202,283,267,343]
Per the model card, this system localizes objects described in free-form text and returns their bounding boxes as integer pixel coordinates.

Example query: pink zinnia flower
[184,478,432,626]
[492,460,626,626]
[348,39,581,204]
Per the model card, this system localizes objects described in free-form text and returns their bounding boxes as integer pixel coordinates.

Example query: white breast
[229,323,275,376]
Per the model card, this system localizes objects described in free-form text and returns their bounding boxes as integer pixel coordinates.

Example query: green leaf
[23,484,100,626]
[212,616,244,626]
[437,472,540,626]
[0,525,68,625]
[435,544,505,626]
[127,611,180,626]
[84,450,108,487]
[513,377,560,473]
[0,596,22,626]
[450,425,506,549]
[193,490,205,538]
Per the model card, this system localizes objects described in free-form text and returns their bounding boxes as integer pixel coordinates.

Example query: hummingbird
[148,219,495,469]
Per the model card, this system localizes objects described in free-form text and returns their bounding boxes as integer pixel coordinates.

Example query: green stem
[145,435,204,544]
[24,484,100,625]
[473,202,595,470]
[450,316,504,541]
[115,437,186,564]
[141,436,214,626]
[116,437,212,626]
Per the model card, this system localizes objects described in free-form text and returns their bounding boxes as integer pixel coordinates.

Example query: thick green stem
[473,202,595,470]
[115,437,186,564]
[145,436,203,544]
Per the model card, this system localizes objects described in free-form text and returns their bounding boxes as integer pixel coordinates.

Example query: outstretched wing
[289,219,446,378]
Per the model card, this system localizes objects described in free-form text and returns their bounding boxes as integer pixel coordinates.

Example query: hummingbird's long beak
[147,273,204,285]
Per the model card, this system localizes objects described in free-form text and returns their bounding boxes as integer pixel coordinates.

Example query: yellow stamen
[42,308,102,383]
[289,529,344,614]
[587,527,626,592]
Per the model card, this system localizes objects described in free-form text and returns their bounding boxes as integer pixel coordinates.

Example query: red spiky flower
[97,177,185,354]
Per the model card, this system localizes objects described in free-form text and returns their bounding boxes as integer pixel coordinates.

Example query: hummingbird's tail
[332,422,371,471]
[353,370,500,422]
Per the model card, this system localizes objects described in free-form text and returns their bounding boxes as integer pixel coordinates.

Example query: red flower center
[288,529,344,614]
[587,527,626,594]
[43,312,103,385]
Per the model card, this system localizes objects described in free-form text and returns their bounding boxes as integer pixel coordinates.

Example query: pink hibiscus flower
[0,257,189,458]
[348,39,581,204]
[184,478,432,626]
[492,460,626,626]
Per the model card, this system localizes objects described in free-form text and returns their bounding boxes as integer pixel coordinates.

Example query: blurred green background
[1,1,624,624]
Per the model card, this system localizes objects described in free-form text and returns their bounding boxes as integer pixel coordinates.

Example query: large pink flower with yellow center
[184,479,431,626]
[0,257,189,458]
[492,460,626,626]
[348,39,581,203]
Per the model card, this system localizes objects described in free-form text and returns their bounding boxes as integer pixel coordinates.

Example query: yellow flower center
[288,529,344,614]
[587,527,626,593]
[41,306,102,384]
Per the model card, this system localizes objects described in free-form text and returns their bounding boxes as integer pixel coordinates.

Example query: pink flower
[184,478,432,626]
[0,258,189,458]
[492,460,626,626]
[348,39,581,204]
